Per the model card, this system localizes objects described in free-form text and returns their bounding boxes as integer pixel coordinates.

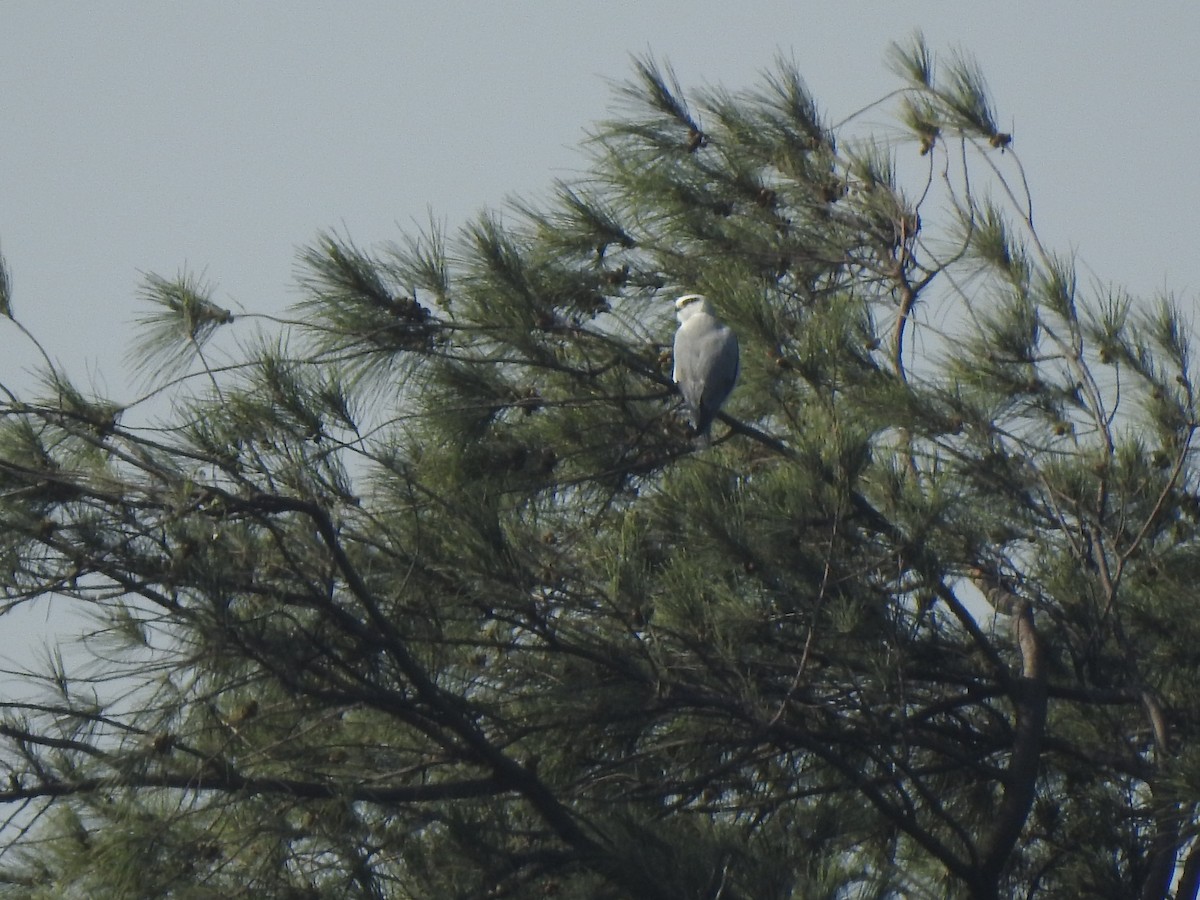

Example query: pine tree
[2,36,1199,899]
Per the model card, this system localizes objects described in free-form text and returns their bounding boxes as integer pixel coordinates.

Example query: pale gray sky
[1,3,1197,669]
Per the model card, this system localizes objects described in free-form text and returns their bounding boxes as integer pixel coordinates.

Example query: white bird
[672,293,740,441]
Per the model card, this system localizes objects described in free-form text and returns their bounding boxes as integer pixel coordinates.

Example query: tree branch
[979,597,1047,886]
[0,769,505,806]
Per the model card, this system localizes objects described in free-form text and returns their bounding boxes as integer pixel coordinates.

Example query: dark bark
[974,599,1048,897]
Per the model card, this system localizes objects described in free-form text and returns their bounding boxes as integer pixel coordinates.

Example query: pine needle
[131,271,233,386]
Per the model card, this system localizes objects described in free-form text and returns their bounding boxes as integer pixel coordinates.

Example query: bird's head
[675,293,713,322]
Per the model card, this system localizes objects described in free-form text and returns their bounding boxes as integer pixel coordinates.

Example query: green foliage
[1,43,1199,900]
[0,248,11,319]
[132,270,233,384]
